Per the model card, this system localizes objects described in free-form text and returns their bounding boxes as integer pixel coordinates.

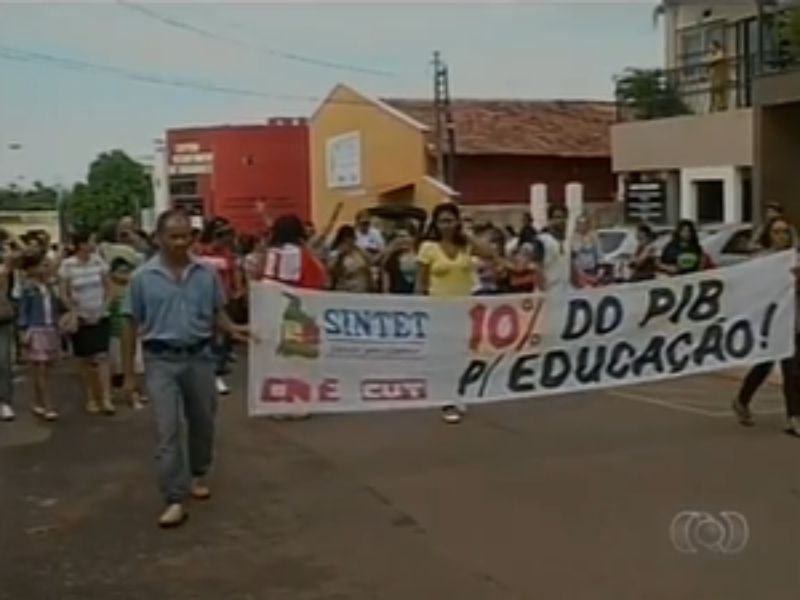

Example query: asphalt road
[1,361,798,600]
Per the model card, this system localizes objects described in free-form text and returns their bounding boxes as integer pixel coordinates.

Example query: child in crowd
[107,257,145,409]
[17,251,63,421]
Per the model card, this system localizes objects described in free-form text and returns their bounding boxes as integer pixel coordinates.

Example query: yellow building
[310,83,457,229]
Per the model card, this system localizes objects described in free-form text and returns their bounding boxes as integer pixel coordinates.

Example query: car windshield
[597,231,627,255]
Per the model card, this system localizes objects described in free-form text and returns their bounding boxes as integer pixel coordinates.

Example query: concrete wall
[755,102,800,227]
[611,108,754,172]
[755,68,800,106]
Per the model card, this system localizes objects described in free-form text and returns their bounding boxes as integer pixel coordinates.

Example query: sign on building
[625,180,666,223]
[326,132,361,188]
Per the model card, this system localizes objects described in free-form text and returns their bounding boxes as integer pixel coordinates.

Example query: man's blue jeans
[143,350,217,504]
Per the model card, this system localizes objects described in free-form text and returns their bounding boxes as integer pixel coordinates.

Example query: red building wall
[166,119,310,234]
[453,155,614,207]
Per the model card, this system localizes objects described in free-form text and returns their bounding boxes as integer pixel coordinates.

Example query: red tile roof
[383,99,615,158]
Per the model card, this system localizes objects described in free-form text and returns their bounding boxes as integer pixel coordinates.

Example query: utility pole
[432,51,457,189]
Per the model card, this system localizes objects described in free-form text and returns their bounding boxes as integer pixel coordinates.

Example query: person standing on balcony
[709,41,728,112]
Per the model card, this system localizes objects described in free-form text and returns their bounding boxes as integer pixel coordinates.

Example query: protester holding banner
[570,214,602,288]
[538,205,571,292]
[263,214,327,290]
[628,223,659,282]
[506,241,542,293]
[328,225,374,293]
[472,225,508,295]
[732,217,800,436]
[381,226,418,294]
[354,209,386,263]
[659,220,714,275]
[416,202,496,423]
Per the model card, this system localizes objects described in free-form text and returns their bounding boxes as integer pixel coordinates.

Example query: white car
[596,226,673,280]
[699,223,754,268]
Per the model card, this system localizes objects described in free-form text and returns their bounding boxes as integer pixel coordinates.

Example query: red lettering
[261,378,340,403]
[319,379,340,402]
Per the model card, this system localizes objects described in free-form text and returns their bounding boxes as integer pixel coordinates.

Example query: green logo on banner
[276,292,320,359]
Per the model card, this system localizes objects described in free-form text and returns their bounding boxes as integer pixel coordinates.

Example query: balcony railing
[614,55,755,123]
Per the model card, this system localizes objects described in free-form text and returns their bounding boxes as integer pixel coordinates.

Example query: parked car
[700,223,753,268]
[596,226,672,281]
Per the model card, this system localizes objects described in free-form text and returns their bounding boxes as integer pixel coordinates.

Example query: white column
[565,182,584,241]
[679,168,697,221]
[616,173,626,203]
[153,143,170,216]
[530,183,548,229]
[724,168,742,224]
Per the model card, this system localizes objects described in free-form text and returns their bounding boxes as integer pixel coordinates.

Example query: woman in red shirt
[263,214,327,289]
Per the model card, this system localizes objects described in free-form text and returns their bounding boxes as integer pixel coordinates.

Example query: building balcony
[612,58,755,174]
[614,55,754,123]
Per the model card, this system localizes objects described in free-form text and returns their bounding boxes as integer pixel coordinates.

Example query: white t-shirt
[539,232,571,292]
[37,283,54,326]
[58,254,109,321]
[356,227,385,254]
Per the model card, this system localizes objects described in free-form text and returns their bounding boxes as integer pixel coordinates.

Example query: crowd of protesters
[0,200,798,525]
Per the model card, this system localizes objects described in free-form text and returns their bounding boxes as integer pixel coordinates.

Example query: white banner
[248,251,796,416]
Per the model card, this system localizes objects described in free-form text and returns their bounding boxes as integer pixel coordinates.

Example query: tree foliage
[615,68,691,121]
[0,181,59,211]
[780,7,800,60]
[65,150,153,231]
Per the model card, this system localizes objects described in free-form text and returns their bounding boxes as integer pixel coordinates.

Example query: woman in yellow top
[416,202,496,423]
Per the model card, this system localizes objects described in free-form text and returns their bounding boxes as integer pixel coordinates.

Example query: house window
[326,132,362,189]
[678,22,726,81]
[169,177,198,197]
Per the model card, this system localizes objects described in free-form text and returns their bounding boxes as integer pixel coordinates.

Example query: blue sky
[0,2,662,187]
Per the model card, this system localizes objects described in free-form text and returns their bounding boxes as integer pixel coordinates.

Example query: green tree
[65,150,153,231]
[0,181,59,211]
[615,68,690,121]
[780,7,800,60]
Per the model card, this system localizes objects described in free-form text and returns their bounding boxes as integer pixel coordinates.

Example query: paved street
[1,361,799,600]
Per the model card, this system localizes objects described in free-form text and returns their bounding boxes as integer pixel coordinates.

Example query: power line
[0,45,276,99]
[117,0,395,78]
[0,44,410,110]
